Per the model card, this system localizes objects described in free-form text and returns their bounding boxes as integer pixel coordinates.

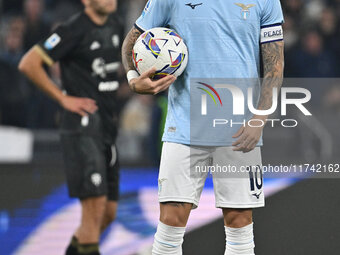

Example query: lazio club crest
[235,3,256,20]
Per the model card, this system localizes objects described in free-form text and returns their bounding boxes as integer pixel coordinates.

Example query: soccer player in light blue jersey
[122,0,284,254]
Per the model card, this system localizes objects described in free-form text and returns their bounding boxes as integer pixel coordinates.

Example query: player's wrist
[252,115,268,125]
[127,70,139,83]
[128,79,138,92]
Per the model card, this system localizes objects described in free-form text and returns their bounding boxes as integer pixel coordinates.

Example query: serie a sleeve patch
[260,24,283,44]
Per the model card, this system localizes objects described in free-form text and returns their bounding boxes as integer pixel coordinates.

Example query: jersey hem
[159,196,199,209]
[216,202,265,209]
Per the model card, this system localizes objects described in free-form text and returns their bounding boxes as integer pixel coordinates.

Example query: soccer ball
[132,27,188,80]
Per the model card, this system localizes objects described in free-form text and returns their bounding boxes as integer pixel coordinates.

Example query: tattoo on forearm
[258,41,284,111]
[122,27,142,72]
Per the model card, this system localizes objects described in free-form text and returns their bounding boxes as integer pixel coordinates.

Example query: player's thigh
[105,144,120,202]
[60,134,108,199]
[212,147,264,209]
[158,142,210,208]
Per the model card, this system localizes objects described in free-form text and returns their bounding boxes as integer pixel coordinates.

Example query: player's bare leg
[69,196,107,255]
[152,202,192,255]
[160,202,192,227]
[222,208,255,255]
[66,199,118,255]
[100,201,118,232]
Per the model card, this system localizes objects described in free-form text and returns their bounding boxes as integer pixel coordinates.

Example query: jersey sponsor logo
[98,81,119,92]
[185,2,203,9]
[112,35,120,48]
[92,58,120,78]
[90,41,101,50]
[260,25,284,43]
[234,3,256,20]
[91,173,102,187]
[44,33,61,50]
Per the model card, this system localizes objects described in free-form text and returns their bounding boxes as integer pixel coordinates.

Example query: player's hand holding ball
[128,27,188,95]
[129,67,176,95]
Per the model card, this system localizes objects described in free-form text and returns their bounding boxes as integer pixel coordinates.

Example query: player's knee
[104,208,116,224]
[160,202,189,227]
[160,214,184,227]
[229,216,252,228]
[224,209,252,228]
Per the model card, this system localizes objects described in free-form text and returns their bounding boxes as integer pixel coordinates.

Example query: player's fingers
[233,145,245,152]
[242,148,252,153]
[242,138,252,149]
[232,138,244,147]
[248,140,258,150]
[232,126,245,138]
[75,108,88,117]
[232,132,248,146]
[154,75,176,87]
[81,99,98,113]
[84,98,96,104]
[153,77,176,93]
[154,83,172,95]
[141,67,157,78]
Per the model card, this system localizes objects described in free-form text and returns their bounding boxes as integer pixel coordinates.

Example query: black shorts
[60,134,119,201]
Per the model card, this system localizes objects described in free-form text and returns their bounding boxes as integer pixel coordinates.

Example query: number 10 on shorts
[247,166,263,198]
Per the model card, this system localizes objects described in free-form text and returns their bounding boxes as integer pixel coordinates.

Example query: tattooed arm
[122,27,142,72]
[232,41,284,153]
[121,27,176,94]
[258,41,284,111]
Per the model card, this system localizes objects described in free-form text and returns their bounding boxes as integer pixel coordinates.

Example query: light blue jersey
[135,0,284,146]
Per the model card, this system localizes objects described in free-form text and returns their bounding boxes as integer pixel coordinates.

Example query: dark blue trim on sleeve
[260,22,283,29]
[134,23,145,33]
[260,38,284,44]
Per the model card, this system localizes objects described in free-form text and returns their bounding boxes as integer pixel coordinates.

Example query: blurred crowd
[0,0,340,164]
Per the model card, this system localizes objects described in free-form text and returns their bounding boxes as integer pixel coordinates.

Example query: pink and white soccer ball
[132,27,188,80]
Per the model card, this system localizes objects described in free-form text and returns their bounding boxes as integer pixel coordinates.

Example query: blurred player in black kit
[19,1,124,254]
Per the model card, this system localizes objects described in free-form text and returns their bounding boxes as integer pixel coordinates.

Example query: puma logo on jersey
[185,3,202,9]
[90,41,101,50]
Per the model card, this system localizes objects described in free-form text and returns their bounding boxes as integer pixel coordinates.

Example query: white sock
[152,221,186,255]
[224,223,255,255]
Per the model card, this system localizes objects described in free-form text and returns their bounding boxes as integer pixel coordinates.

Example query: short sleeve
[35,24,80,66]
[261,0,284,27]
[135,0,171,32]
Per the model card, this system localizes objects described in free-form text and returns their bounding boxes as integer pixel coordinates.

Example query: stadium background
[1,0,340,254]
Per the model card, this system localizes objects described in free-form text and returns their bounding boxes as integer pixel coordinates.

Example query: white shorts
[158,142,264,209]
